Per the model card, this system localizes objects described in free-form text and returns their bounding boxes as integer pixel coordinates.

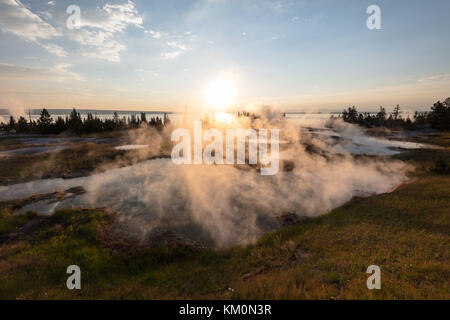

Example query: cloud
[145,30,162,39]
[166,41,187,51]
[161,51,184,60]
[0,62,84,82]
[1,0,200,65]
[37,11,52,20]
[418,73,450,83]
[0,0,60,41]
[38,42,67,57]
[80,42,127,63]
[0,0,146,62]
[271,1,284,12]
[79,0,143,33]
[66,0,143,62]
[159,37,192,60]
[0,0,66,56]
[144,27,195,60]
[0,0,143,62]
[69,28,126,62]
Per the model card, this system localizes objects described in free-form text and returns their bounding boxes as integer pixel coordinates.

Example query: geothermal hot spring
[0,118,428,248]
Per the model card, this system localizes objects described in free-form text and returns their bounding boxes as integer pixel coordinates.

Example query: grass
[392,132,450,177]
[0,128,172,185]
[0,133,449,300]
[0,176,448,299]
[0,210,35,235]
[0,142,170,185]
[0,143,123,184]
[413,132,450,148]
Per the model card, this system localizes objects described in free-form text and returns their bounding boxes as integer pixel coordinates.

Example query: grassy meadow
[0,133,449,300]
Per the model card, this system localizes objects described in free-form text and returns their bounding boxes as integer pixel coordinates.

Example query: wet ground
[0,124,441,247]
[0,135,123,158]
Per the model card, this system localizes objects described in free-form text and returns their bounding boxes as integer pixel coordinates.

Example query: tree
[8,116,16,131]
[54,116,66,134]
[39,108,53,125]
[140,112,147,124]
[38,108,53,133]
[164,113,171,126]
[17,116,29,133]
[376,106,386,125]
[68,108,83,133]
[343,106,358,123]
[393,104,401,120]
[429,100,450,130]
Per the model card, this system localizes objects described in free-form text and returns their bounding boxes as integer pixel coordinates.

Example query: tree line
[336,98,450,131]
[0,108,171,135]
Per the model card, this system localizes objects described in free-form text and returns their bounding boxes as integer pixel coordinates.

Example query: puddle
[115,144,149,151]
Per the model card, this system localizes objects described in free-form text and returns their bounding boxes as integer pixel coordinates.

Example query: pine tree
[393,104,401,120]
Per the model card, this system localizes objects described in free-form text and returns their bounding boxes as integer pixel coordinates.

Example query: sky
[0,0,449,113]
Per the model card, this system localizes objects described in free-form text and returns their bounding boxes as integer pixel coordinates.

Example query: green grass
[0,173,448,300]
[0,142,123,184]
[0,133,171,185]
[414,132,450,148]
[0,210,34,235]
[0,133,449,300]
[393,132,450,177]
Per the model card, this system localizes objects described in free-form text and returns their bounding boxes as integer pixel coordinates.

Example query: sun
[204,75,237,112]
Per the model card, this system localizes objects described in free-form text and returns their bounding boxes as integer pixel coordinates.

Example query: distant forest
[1,98,449,135]
[0,108,170,135]
[336,98,450,131]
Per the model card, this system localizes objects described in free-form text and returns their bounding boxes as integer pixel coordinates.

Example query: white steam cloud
[0,109,414,248]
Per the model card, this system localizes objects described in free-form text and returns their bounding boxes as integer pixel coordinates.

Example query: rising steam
[0,107,413,248]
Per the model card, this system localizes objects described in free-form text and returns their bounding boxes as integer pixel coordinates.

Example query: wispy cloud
[0,0,66,56]
[79,0,143,33]
[0,62,84,82]
[0,0,146,62]
[145,30,162,39]
[67,0,143,62]
[38,42,67,57]
[418,73,450,83]
[166,41,187,51]
[158,35,194,60]
[160,51,184,60]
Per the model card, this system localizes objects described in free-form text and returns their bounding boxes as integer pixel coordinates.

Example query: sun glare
[204,76,237,111]
[215,112,234,123]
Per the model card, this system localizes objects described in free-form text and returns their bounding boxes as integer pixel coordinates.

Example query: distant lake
[0,108,418,126]
[0,108,341,124]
